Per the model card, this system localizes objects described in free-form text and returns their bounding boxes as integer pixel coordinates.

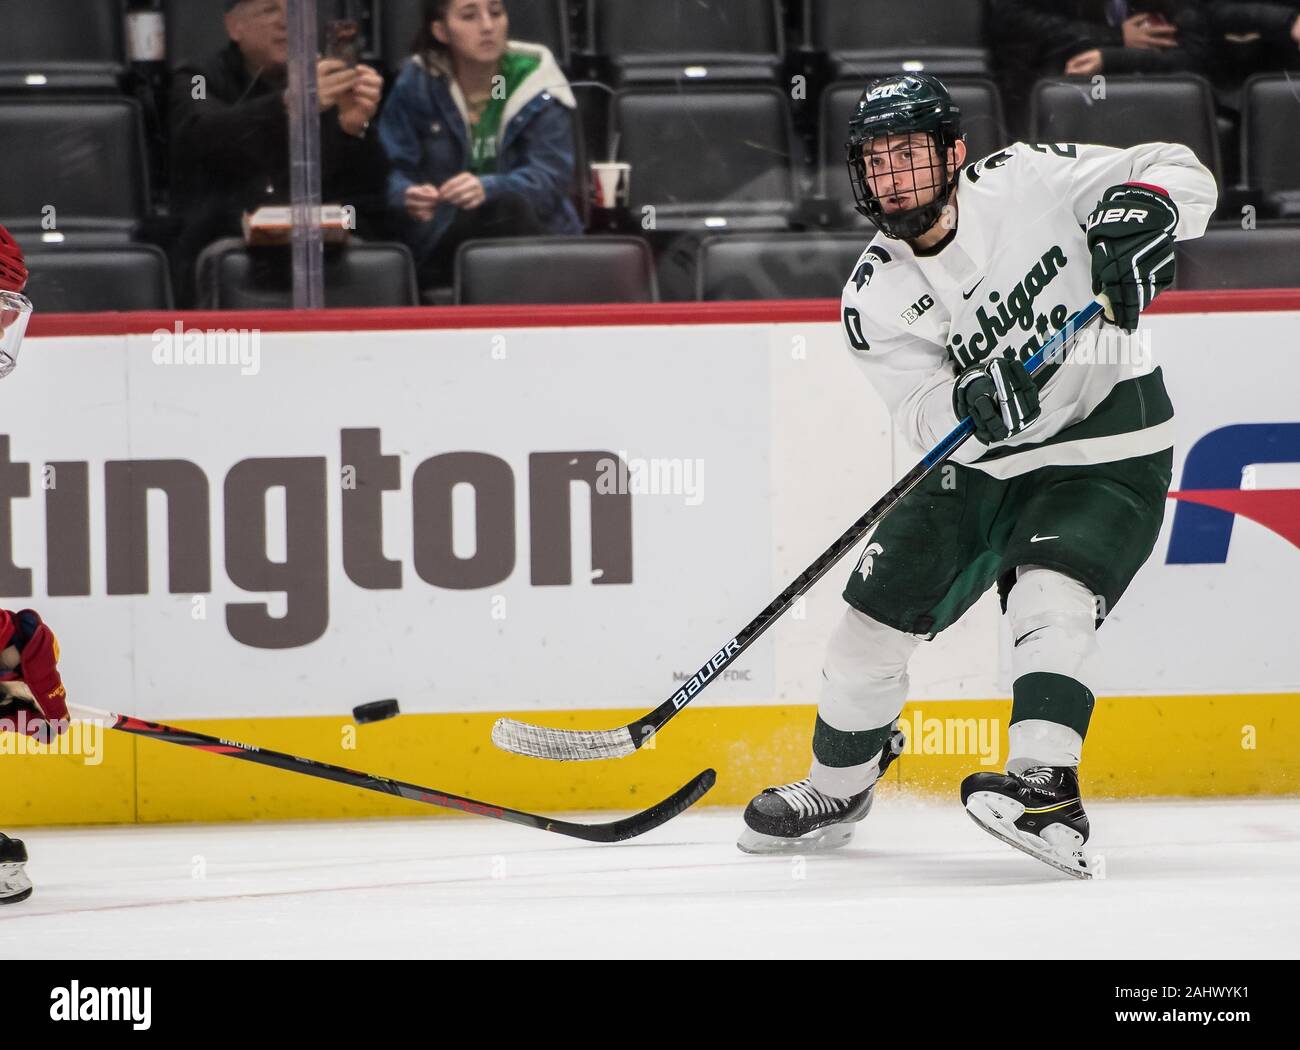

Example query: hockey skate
[0,834,33,904]
[737,728,905,855]
[961,766,1093,879]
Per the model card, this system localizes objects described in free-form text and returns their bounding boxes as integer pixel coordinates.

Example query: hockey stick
[492,297,1109,761]
[55,702,714,843]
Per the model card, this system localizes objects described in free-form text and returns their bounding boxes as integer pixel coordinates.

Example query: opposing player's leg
[961,450,1173,877]
[0,833,32,904]
[740,465,1000,855]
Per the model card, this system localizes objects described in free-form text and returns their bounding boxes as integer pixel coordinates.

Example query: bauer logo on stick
[671,639,741,709]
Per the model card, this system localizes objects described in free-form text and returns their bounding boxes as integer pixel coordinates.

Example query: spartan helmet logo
[856,542,885,581]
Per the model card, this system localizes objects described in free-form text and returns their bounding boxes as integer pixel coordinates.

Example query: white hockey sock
[810,606,917,797]
[1005,567,1098,771]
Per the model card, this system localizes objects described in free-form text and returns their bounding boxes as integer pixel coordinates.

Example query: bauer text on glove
[1086,183,1178,332]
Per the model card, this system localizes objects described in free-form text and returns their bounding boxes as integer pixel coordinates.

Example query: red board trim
[25,289,1300,338]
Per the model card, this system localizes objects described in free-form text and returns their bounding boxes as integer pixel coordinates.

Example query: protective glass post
[287,0,324,309]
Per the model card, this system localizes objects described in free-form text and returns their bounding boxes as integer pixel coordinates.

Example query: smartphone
[325,19,360,68]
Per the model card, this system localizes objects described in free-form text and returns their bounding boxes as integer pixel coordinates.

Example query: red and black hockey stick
[64,703,714,843]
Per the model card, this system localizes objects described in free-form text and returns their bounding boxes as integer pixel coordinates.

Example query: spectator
[992,1,1215,132]
[169,0,390,306]
[378,0,581,290]
[1205,1,1300,100]
[1207,0,1300,53]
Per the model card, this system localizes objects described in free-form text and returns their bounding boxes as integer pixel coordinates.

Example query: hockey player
[0,225,70,904]
[738,74,1216,876]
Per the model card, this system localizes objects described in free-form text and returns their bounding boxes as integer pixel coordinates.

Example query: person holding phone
[168,0,391,305]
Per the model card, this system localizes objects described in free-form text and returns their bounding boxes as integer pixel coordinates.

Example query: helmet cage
[847,124,961,241]
[0,291,32,379]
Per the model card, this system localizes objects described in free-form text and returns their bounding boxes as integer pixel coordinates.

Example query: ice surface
[4,798,1298,959]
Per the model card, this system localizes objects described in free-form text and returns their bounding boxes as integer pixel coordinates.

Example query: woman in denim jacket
[379,0,582,287]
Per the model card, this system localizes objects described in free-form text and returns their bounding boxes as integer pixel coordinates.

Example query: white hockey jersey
[839,141,1218,477]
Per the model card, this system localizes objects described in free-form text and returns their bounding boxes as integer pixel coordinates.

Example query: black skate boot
[737,727,905,855]
[0,834,33,904]
[961,765,1092,879]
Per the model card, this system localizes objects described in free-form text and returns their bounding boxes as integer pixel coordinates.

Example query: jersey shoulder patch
[971,141,1081,180]
[963,142,1030,187]
[847,242,894,294]
[841,240,912,355]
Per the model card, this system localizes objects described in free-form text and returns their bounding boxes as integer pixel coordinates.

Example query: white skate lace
[1018,767,1055,786]
[771,778,849,819]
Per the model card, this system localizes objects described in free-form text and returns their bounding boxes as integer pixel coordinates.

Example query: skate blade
[965,793,1092,880]
[736,821,858,855]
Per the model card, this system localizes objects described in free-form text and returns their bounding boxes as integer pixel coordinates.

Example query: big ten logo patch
[900,294,935,326]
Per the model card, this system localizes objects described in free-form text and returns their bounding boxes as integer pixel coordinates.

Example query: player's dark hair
[411,0,455,55]
[412,0,508,56]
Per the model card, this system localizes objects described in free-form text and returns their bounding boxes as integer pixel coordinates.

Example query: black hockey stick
[492,297,1109,761]
[64,703,715,842]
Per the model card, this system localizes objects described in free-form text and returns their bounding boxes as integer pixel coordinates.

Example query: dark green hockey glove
[1086,183,1179,332]
[952,356,1041,444]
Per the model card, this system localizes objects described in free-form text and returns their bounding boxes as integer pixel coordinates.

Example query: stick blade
[491,717,637,761]
[604,767,716,842]
[555,768,718,843]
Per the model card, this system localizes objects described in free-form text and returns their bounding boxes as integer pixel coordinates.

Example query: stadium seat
[0,0,127,92]
[21,245,174,312]
[0,98,150,243]
[614,87,798,231]
[1242,75,1300,219]
[593,0,784,85]
[197,239,419,309]
[1174,223,1300,290]
[696,233,869,300]
[1030,75,1222,190]
[819,78,1009,200]
[454,236,658,304]
[808,0,989,79]
[381,0,571,74]
[166,0,239,69]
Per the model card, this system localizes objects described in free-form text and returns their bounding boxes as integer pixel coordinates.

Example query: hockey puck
[352,699,400,724]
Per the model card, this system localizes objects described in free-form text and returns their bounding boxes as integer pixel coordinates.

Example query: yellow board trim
[1,694,1297,826]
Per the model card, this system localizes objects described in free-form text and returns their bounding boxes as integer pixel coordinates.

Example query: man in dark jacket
[992,1,1215,132]
[1204,0,1300,97]
[169,0,390,306]
[1207,0,1300,48]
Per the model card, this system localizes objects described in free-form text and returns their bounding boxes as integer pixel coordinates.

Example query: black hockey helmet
[845,73,964,240]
